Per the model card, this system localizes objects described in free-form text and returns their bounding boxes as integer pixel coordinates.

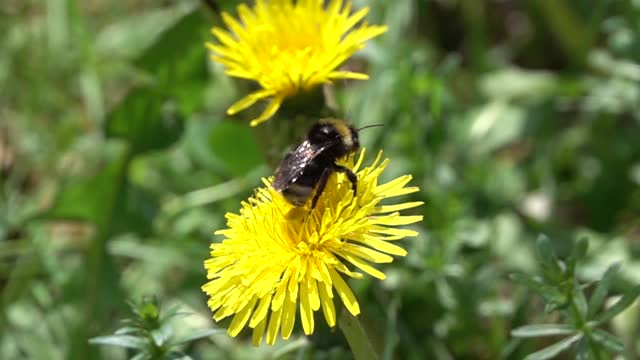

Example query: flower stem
[338,310,379,360]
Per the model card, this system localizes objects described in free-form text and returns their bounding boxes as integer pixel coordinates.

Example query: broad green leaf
[588,262,621,318]
[479,67,558,100]
[593,284,640,325]
[42,143,128,226]
[134,9,208,78]
[467,100,526,155]
[132,8,210,116]
[524,334,583,360]
[511,324,575,338]
[94,2,196,60]
[209,121,263,177]
[591,329,624,353]
[105,86,185,155]
[89,335,147,350]
[111,183,159,237]
[170,328,226,346]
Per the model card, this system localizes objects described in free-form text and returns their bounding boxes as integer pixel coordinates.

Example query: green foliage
[2,0,640,359]
[512,236,640,359]
[90,297,224,360]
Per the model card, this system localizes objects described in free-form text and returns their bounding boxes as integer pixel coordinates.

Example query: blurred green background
[1,0,640,359]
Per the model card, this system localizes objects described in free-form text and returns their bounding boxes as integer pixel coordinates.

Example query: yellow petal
[229,296,258,337]
[342,242,394,263]
[227,89,275,115]
[249,96,284,126]
[266,307,283,345]
[336,251,386,280]
[300,278,314,335]
[353,234,409,256]
[328,71,369,80]
[319,281,336,327]
[329,268,360,316]
[308,277,321,311]
[249,292,273,328]
[377,201,424,214]
[251,317,267,346]
[372,214,424,226]
[281,292,297,339]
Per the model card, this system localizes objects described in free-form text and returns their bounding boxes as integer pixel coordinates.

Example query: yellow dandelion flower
[202,149,422,345]
[207,0,388,126]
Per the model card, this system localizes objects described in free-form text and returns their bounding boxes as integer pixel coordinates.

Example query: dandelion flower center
[202,149,422,345]
[207,0,388,126]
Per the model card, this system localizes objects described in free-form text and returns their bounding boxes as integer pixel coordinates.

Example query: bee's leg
[333,164,357,196]
[310,168,332,210]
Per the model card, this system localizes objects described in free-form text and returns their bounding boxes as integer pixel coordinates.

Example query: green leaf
[170,328,226,346]
[151,324,172,347]
[130,353,150,360]
[523,334,583,360]
[134,9,208,79]
[511,324,575,338]
[588,262,621,318]
[114,326,139,335]
[89,335,147,350]
[105,86,185,155]
[166,351,193,360]
[94,2,196,60]
[510,273,561,300]
[566,237,589,273]
[209,121,263,177]
[132,8,210,116]
[575,338,590,360]
[111,183,159,237]
[42,143,128,226]
[535,235,565,284]
[590,329,624,353]
[574,289,589,320]
[593,284,640,325]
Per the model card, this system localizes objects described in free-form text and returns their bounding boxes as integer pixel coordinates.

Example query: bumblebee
[273,118,373,209]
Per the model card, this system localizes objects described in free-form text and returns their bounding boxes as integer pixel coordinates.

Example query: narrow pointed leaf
[171,328,226,345]
[89,335,147,349]
[591,329,624,353]
[566,238,589,273]
[575,338,590,360]
[593,284,640,325]
[524,334,582,360]
[574,289,589,319]
[512,324,575,338]
[588,263,621,318]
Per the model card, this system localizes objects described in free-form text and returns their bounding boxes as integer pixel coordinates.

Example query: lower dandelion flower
[202,149,422,345]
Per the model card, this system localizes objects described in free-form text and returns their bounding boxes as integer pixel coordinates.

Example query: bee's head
[310,119,359,155]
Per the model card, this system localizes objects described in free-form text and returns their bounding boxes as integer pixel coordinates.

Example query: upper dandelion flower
[207,0,388,126]
[202,149,422,345]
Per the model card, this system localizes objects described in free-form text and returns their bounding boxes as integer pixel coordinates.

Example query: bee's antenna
[357,124,384,131]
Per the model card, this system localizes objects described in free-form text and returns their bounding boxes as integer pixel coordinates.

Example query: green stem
[338,310,379,360]
[568,289,602,360]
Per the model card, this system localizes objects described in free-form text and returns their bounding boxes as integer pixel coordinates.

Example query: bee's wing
[273,141,325,189]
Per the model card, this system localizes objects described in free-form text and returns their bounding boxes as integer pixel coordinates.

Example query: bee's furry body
[273,118,360,208]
